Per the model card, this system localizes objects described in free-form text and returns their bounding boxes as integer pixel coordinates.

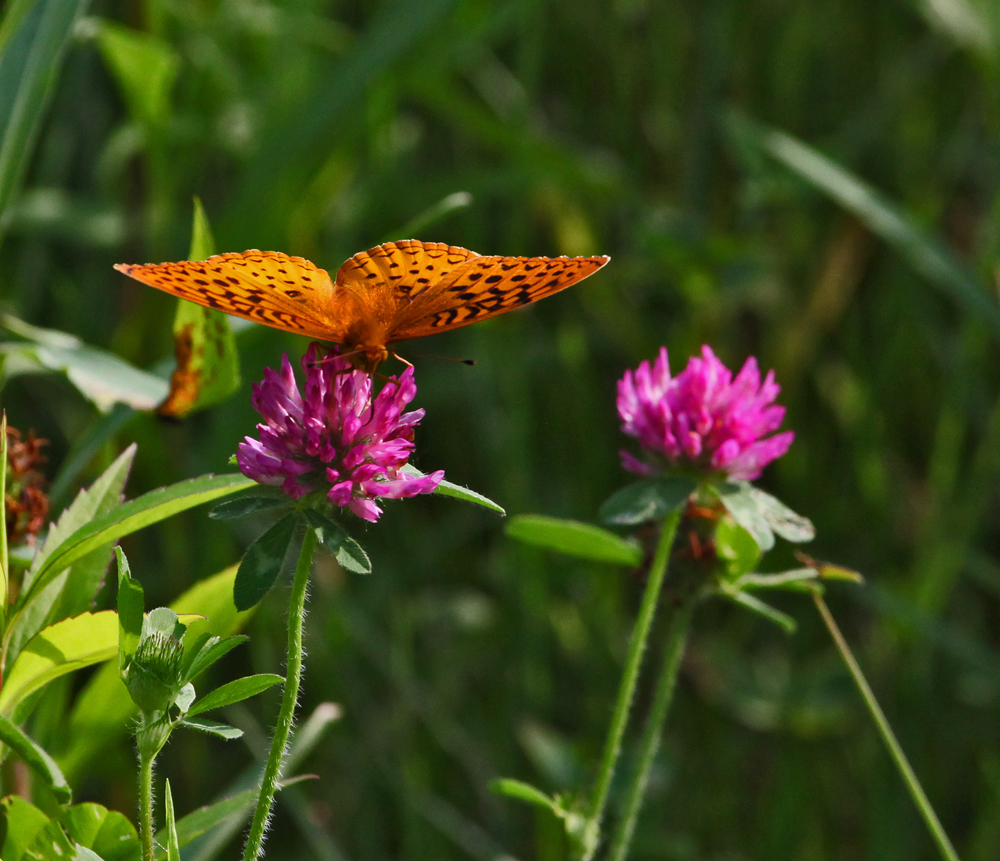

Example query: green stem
[242,524,318,861]
[606,599,694,861]
[582,510,682,861]
[812,592,961,861]
[139,750,155,861]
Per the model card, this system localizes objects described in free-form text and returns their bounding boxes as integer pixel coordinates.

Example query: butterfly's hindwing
[336,240,481,302]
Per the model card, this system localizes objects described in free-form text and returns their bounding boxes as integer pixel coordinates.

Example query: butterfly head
[340,342,390,373]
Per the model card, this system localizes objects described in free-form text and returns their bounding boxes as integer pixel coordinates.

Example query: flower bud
[125,631,184,715]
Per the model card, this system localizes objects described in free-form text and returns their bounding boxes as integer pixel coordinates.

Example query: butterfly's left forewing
[388,254,610,341]
[115,251,346,342]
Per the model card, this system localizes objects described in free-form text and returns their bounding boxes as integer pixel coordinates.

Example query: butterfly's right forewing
[389,253,610,340]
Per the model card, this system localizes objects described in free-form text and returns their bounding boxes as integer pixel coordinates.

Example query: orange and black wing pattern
[387,250,610,341]
[114,250,346,342]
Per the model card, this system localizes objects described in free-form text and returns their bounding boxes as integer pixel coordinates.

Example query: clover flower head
[237,344,443,522]
[5,426,48,544]
[617,345,794,481]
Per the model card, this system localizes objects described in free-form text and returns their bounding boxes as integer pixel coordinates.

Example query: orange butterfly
[115,239,610,372]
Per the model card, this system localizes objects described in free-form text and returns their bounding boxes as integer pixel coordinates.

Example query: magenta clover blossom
[617,345,794,481]
[237,344,443,522]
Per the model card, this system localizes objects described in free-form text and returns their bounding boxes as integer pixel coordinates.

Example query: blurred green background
[4,0,1000,858]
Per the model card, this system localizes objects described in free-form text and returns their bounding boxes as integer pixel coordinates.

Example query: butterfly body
[115,239,610,372]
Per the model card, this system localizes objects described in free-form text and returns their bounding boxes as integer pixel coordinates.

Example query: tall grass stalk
[812,592,961,861]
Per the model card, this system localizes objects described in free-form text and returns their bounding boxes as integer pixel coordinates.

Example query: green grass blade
[0,713,71,802]
[22,473,255,607]
[0,0,90,246]
[730,114,1000,341]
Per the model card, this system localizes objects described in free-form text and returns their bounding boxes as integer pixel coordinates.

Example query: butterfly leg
[308,346,365,368]
[389,350,414,369]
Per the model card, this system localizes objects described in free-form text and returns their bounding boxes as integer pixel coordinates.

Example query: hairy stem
[139,750,155,861]
[582,509,682,861]
[242,525,318,861]
[813,592,961,861]
[607,599,694,861]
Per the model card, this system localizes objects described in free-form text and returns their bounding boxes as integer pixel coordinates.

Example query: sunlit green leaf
[25,818,75,859]
[0,611,118,718]
[401,464,505,514]
[186,673,283,717]
[8,444,135,667]
[1,315,169,411]
[179,717,243,740]
[0,795,50,861]
[60,803,139,861]
[506,515,642,566]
